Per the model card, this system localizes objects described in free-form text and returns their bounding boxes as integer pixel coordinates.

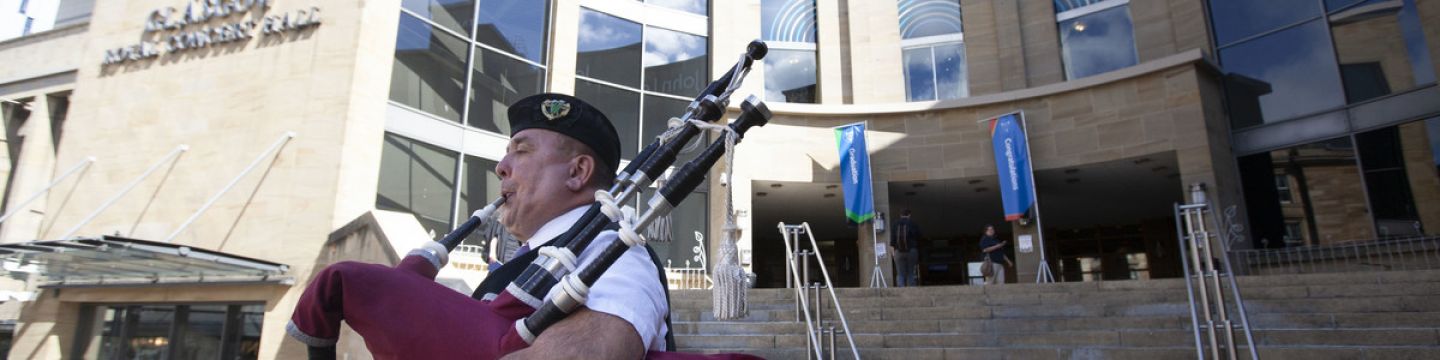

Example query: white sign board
[874,242,887,258]
[1018,234,1034,253]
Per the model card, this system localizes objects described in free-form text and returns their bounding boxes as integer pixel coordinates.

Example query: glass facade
[391,0,550,131]
[78,304,263,360]
[1057,1,1138,79]
[899,0,967,101]
[762,0,819,103]
[377,133,459,237]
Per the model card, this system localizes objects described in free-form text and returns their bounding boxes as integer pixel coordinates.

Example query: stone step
[672,316,1193,335]
[682,346,1440,360]
[674,329,1440,350]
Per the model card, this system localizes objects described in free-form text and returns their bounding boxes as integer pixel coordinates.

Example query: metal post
[828,326,837,360]
[814,283,823,326]
[786,227,795,289]
[59,145,188,239]
[1175,204,1206,360]
[164,132,295,242]
[0,157,96,224]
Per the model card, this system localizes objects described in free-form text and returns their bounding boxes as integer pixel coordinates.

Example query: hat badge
[541,99,571,121]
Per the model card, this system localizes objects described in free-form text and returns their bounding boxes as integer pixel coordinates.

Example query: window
[1283,221,1304,244]
[762,0,818,103]
[377,133,459,237]
[1240,137,1371,246]
[646,0,707,15]
[77,304,263,359]
[391,1,549,132]
[575,6,710,160]
[1056,0,1137,79]
[899,0,967,101]
[1275,174,1293,203]
[1218,20,1345,128]
[1328,0,1435,103]
[390,14,469,122]
[459,155,510,249]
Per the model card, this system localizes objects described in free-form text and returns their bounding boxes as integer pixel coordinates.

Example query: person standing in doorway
[979,224,1012,285]
[890,209,922,287]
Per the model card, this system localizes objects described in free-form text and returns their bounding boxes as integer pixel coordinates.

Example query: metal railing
[1175,195,1259,360]
[664,260,712,289]
[1228,235,1440,276]
[779,222,859,360]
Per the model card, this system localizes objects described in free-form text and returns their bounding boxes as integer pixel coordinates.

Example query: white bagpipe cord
[662,114,747,320]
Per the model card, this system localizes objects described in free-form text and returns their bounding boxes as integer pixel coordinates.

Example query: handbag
[981,256,994,277]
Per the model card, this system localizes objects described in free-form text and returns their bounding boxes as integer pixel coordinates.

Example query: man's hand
[502,308,645,360]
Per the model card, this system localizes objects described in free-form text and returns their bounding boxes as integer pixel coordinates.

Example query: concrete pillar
[1011,220,1043,284]
[0,95,58,243]
[549,0,581,94]
[816,0,846,104]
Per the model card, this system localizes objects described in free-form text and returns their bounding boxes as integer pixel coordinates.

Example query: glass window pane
[120,305,174,360]
[934,42,968,100]
[401,0,473,36]
[641,188,708,266]
[232,304,264,359]
[903,47,936,101]
[576,80,641,158]
[459,155,509,249]
[391,14,469,122]
[1326,0,1389,13]
[577,9,643,88]
[1208,0,1323,47]
[644,27,708,96]
[377,133,459,237]
[468,46,545,133]
[1331,0,1435,103]
[1059,5,1137,79]
[762,0,817,43]
[641,95,703,163]
[175,305,225,359]
[476,0,549,63]
[898,0,962,39]
[1219,20,1345,128]
[1239,137,1372,247]
[764,49,818,103]
[647,0,707,15]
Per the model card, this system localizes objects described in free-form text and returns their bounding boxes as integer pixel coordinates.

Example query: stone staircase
[669,270,1440,359]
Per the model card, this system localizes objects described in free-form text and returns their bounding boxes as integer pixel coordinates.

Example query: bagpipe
[289,41,772,359]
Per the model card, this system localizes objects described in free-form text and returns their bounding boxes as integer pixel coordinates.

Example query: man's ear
[566,155,596,191]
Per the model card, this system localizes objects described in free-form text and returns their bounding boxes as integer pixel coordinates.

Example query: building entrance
[751,181,860,288]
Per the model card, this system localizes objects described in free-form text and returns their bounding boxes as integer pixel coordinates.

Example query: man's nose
[496,156,511,179]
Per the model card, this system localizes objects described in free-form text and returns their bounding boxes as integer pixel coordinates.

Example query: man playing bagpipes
[289,93,675,358]
[288,40,771,360]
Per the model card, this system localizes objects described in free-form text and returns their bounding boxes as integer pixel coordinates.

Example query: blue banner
[990,113,1036,221]
[834,123,875,223]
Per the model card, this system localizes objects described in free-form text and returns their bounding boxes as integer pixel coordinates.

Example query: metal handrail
[1175,201,1259,360]
[777,222,825,359]
[779,222,861,359]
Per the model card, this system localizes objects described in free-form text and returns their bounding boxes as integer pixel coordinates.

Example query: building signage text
[103,0,321,65]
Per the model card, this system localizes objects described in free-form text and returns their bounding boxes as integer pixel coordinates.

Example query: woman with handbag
[978,225,1009,285]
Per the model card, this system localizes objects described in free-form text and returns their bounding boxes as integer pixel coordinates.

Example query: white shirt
[523,206,670,351]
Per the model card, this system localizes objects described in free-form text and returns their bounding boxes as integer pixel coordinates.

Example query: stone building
[0,0,1435,358]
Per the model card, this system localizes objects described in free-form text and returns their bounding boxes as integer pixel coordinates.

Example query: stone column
[816,0,846,104]
[0,96,58,243]
[1010,220,1044,284]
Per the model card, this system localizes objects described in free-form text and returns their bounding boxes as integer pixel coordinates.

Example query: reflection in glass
[1220,20,1345,128]
[460,156,510,250]
[1208,0,1323,47]
[1356,119,1440,238]
[644,27,708,96]
[476,0,549,63]
[761,0,817,43]
[377,133,459,237]
[935,43,967,99]
[468,46,545,133]
[903,47,936,101]
[401,0,473,36]
[577,9,643,88]
[576,80,641,158]
[1058,5,1137,79]
[641,95,703,163]
[391,14,469,122]
[231,305,263,360]
[175,305,226,359]
[647,0,707,15]
[100,305,174,360]
[1330,0,1435,103]
[642,188,708,266]
[764,49,818,103]
[1240,137,1371,247]
[898,0,962,39]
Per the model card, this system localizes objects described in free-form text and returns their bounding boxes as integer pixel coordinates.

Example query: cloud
[643,28,705,67]
[578,10,640,51]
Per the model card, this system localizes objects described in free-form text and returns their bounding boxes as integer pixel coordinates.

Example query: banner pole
[1017,112,1056,283]
[863,121,887,288]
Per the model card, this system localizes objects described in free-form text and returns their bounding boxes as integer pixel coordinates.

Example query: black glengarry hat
[507,93,622,172]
